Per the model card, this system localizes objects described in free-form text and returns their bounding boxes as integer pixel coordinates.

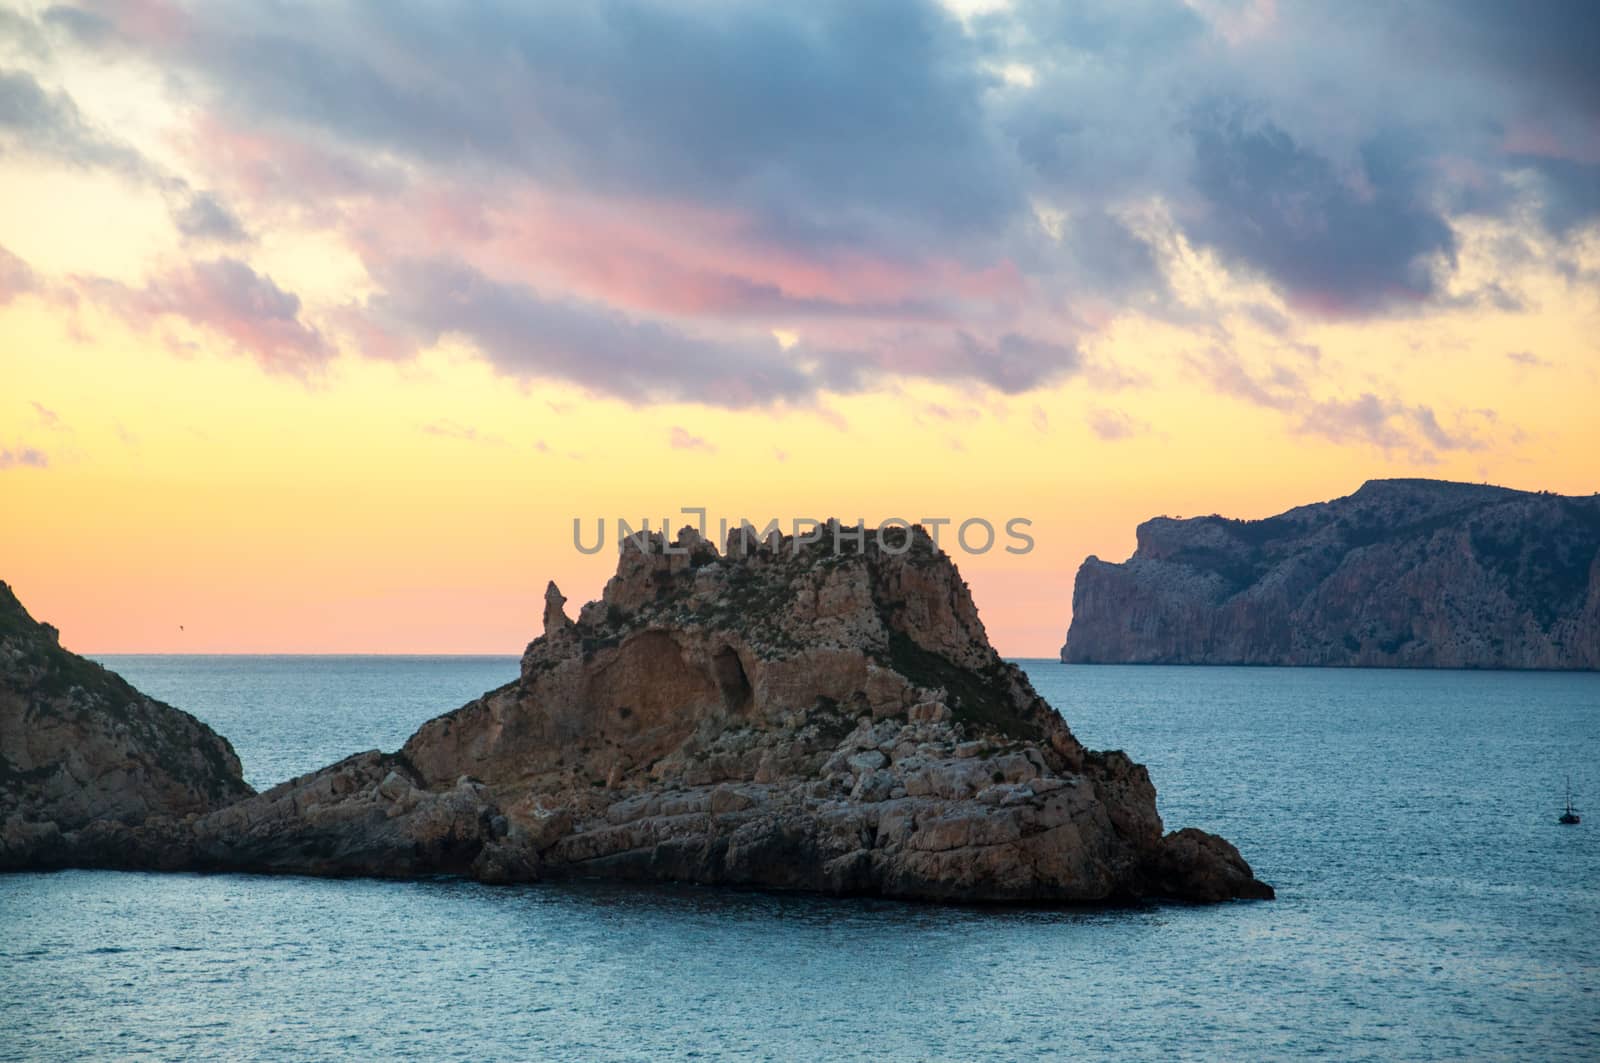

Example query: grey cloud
[0,9,48,57]
[1294,394,1486,460]
[40,4,116,46]
[1191,346,1488,461]
[174,192,249,243]
[1506,350,1552,369]
[0,446,49,469]
[0,66,253,246]
[1186,113,1456,313]
[358,257,818,407]
[1087,407,1145,441]
[1512,155,1600,235]
[353,256,1082,406]
[1190,346,1304,412]
[77,0,1018,262]
[0,66,152,178]
[951,331,1082,393]
[26,0,1600,407]
[0,243,36,302]
[1410,0,1600,118]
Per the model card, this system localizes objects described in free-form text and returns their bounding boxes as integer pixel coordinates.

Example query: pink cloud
[78,258,331,375]
[0,245,37,303]
[348,181,1025,328]
[668,426,716,453]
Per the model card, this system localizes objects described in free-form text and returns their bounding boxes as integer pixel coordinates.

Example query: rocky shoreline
[2,526,1271,903]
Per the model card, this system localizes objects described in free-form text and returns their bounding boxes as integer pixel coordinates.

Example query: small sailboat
[1559,775,1580,825]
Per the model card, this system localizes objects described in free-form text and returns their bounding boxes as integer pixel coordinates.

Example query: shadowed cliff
[1064,480,1600,669]
[1,581,253,868]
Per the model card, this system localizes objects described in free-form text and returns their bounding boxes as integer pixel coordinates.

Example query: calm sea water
[2,657,1596,1061]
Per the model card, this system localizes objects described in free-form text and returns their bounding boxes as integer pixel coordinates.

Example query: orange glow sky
[2,1,1597,656]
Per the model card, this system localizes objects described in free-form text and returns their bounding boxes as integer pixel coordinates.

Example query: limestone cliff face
[1063,480,1600,669]
[0,582,252,868]
[1,530,1272,903]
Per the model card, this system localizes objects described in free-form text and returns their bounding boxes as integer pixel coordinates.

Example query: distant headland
[1063,479,1600,670]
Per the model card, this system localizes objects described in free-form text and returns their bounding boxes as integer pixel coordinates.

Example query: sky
[1,0,1597,656]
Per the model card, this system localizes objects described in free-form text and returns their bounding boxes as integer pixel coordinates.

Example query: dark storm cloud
[1409,0,1600,116]
[62,0,1017,259]
[1510,155,1600,235]
[1186,113,1456,313]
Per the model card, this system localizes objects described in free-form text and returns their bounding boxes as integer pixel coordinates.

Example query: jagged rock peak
[542,580,573,638]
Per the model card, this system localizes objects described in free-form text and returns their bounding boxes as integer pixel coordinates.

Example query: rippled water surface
[2,658,1596,1060]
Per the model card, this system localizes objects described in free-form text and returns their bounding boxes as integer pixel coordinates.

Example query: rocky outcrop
[0,581,252,868]
[181,524,1269,902]
[1063,479,1600,669]
[2,528,1272,903]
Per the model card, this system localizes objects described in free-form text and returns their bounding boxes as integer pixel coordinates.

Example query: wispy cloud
[0,244,36,303]
[1087,407,1148,441]
[30,400,62,429]
[0,446,48,469]
[1294,394,1489,461]
[0,67,250,245]
[1192,346,1494,461]
[79,258,331,375]
[1506,350,1553,368]
[668,426,717,453]
[420,419,507,446]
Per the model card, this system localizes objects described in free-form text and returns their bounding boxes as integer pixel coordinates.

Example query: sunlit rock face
[1065,480,1600,671]
[367,523,1266,902]
[1,529,1272,903]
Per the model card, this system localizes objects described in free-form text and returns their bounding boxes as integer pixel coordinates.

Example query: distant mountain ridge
[1062,479,1600,669]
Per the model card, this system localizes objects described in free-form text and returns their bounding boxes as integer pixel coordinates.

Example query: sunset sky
[2,0,1597,656]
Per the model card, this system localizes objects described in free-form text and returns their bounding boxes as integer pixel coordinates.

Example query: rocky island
[1064,479,1600,669]
[2,527,1271,903]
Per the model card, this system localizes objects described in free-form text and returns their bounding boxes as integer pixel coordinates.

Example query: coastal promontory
[1063,479,1600,669]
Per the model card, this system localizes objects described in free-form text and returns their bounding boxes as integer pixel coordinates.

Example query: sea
[1,657,1596,1061]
